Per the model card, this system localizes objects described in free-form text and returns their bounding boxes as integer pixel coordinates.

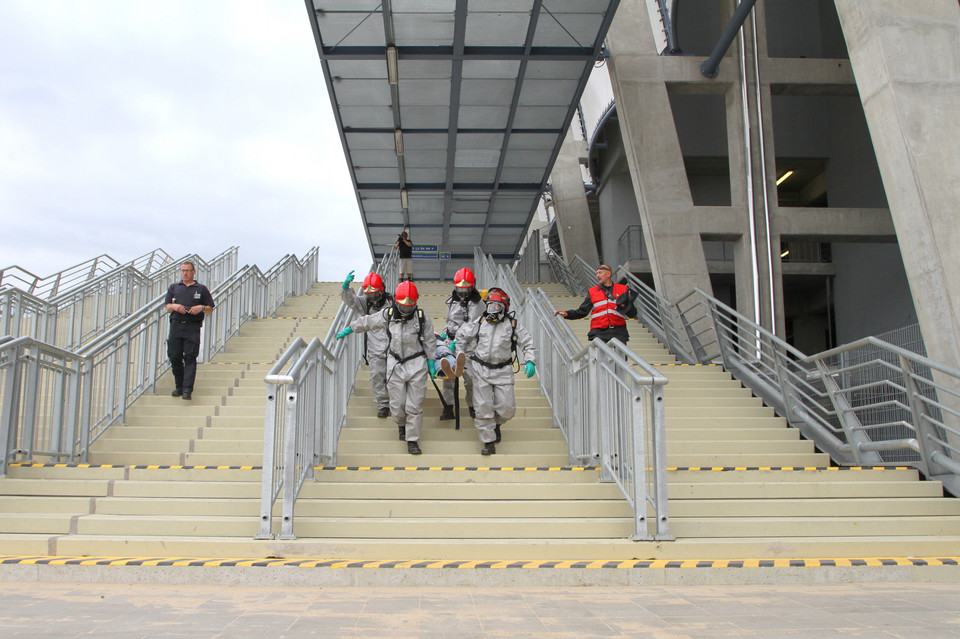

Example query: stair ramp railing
[1,247,239,350]
[475,249,672,540]
[545,249,588,296]
[1,253,125,298]
[257,250,392,539]
[671,288,960,497]
[0,250,315,477]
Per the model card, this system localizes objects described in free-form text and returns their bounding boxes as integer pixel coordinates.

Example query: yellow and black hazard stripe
[1,556,957,569]
[669,466,911,471]
[8,462,260,470]
[316,465,591,472]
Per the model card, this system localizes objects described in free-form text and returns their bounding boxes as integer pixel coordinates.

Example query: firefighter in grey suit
[337,281,435,455]
[440,267,484,420]
[455,287,536,455]
[340,270,392,419]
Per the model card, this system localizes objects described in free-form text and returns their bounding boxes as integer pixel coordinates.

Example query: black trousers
[168,320,202,391]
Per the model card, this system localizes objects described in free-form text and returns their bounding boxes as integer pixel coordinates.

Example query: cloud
[0,1,369,282]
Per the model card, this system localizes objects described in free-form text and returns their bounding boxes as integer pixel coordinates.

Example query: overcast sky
[0,1,369,283]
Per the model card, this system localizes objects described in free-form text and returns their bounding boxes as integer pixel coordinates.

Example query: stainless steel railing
[0,248,239,350]
[0,250,315,476]
[670,288,960,496]
[522,287,671,540]
[257,250,392,539]
[476,248,672,540]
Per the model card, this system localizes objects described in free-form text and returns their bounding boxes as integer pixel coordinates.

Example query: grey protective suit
[341,288,391,411]
[442,292,484,409]
[455,312,536,444]
[350,307,435,442]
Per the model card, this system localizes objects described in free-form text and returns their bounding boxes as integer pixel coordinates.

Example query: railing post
[256,381,281,539]
[651,383,671,540]
[0,345,24,475]
[279,385,299,540]
[629,378,650,540]
[20,343,40,462]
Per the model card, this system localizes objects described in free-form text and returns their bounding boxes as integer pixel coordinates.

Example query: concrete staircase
[2,280,960,560]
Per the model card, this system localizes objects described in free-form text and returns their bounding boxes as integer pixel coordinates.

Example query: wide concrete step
[44,534,960,562]
[340,427,565,442]
[669,516,960,538]
[70,514,634,538]
[336,440,569,455]
[332,453,573,467]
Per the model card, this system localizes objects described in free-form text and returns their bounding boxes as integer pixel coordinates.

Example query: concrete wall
[832,242,916,343]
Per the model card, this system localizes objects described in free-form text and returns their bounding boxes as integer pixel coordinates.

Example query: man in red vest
[554,264,637,344]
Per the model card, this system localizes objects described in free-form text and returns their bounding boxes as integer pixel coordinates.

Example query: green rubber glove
[341,270,355,290]
[524,361,536,378]
[448,340,457,354]
[336,326,353,340]
[440,332,447,340]
[427,360,437,378]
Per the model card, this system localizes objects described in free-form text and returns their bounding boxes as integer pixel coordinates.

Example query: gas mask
[456,286,473,300]
[485,300,505,322]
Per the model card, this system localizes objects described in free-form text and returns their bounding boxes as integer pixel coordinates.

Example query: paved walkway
[2,582,960,638]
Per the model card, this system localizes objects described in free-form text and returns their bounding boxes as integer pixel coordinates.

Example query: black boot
[398,425,406,441]
[469,406,476,418]
[494,425,501,443]
[377,406,390,419]
[481,442,496,456]
[407,441,422,455]
[439,405,455,421]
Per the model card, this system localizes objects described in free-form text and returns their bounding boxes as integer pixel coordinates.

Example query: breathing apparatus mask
[485,300,505,322]
[484,287,510,323]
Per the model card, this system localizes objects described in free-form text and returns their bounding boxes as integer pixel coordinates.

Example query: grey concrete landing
[1,580,960,638]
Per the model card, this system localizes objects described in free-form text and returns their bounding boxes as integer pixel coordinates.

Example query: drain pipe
[750,8,777,333]
[700,0,759,78]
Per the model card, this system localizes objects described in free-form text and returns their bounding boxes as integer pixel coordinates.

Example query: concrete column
[605,0,712,303]
[552,127,600,266]
[834,1,960,367]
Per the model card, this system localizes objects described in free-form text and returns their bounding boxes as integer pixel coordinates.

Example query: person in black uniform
[165,261,215,400]
[394,230,414,281]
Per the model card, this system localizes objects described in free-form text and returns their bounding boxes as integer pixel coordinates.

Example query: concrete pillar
[552,127,600,266]
[604,0,712,303]
[834,1,960,367]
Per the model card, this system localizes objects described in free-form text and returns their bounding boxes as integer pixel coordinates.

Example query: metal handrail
[522,286,671,540]
[614,268,699,364]
[0,248,239,350]
[474,250,672,539]
[545,250,587,296]
[0,250,316,476]
[672,287,960,496]
[257,250,393,539]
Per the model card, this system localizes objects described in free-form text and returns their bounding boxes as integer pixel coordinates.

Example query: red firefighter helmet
[486,287,510,312]
[453,267,476,290]
[362,272,385,294]
[394,281,419,312]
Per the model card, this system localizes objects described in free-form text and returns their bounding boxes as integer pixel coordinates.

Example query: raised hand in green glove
[336,327,353,339]
[341,270,355,290]
[524,361,536,378]
[427,360,437,378]
[448,340,457,354]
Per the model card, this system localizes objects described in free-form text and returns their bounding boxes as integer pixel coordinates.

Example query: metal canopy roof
[305,0,619,280]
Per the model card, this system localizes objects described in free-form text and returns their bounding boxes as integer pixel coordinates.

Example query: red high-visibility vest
[588,283,629,330]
